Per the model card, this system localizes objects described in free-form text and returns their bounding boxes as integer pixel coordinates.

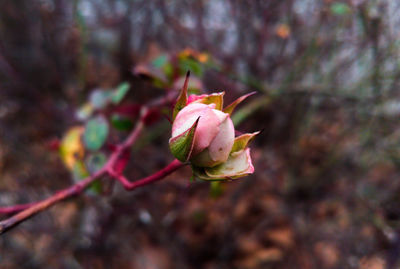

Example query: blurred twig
[0,99,184,235]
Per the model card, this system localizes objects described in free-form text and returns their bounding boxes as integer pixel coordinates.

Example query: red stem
[0,203,35,215]
[0,169,106,234]
[108,159,184,190]
[0,105,185,235]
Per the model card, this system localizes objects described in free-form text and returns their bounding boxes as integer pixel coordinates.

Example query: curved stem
[0,106,184,235]
[0,169,106,235]
[0,159,185,235]
[108,159,185,190]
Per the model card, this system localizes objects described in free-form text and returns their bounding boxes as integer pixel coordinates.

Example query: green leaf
[163,63,174,79]
[330,2,350,15]
[231,131,260,153]
[72,160,102,194]
[151,55,168,68]
[86,153,107,174]
[72,160,89,181]
[169,116,199,162]
[172,71,190,120]
[179,58,203,77]
[90,90,112,109]
[223,92,256,116]
[88,180,103,195]
[111,114,133,131]
[111,82,130,104]
[83,116,109,151]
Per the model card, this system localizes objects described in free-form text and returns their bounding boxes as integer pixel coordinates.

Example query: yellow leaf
[59,126,85,170]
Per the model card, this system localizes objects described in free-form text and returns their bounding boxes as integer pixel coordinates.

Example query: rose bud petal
[170,103,235,167]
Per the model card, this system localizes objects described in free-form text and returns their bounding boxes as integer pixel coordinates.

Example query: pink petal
[172,103,221,154]
[190,112,234,167]
[187,94,208,104]
[208,113,234,163]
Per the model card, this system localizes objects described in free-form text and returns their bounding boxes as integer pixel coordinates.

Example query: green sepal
[205,149,253,179]
[223,91,256,115]
[192,149,254,181]
[193,92,224,110]
[230,131,260,153]
[192,165,226,182]
[172,71,190,120]
[169,116,200,162]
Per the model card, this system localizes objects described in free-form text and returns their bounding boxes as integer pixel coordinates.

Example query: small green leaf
[86,153,107,174]
[169,116,199,162]
[151,55,168,68]
[88,180,103,195]
[172,71,190,120]
[84,116,109,151]
[223,92,256,116]
[111,114,133,131]
[330,2,350,15]
[231,131,260,153]
[111,82,130,104]
[72,160,102,194]
[163,63,174,79]
[72,160,90,181]
[90,90,112,109]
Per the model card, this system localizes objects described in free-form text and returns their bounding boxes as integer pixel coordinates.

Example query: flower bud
[169,73,258,180]
[171,103,234,167]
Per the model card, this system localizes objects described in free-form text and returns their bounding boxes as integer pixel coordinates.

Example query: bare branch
[107,159,184,190]
[0,107,185,235]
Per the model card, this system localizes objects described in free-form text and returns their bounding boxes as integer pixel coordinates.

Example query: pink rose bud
[169,72,258,180]
[172,102,235,167]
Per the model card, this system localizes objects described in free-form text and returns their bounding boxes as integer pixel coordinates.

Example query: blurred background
[1,0,400,268]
